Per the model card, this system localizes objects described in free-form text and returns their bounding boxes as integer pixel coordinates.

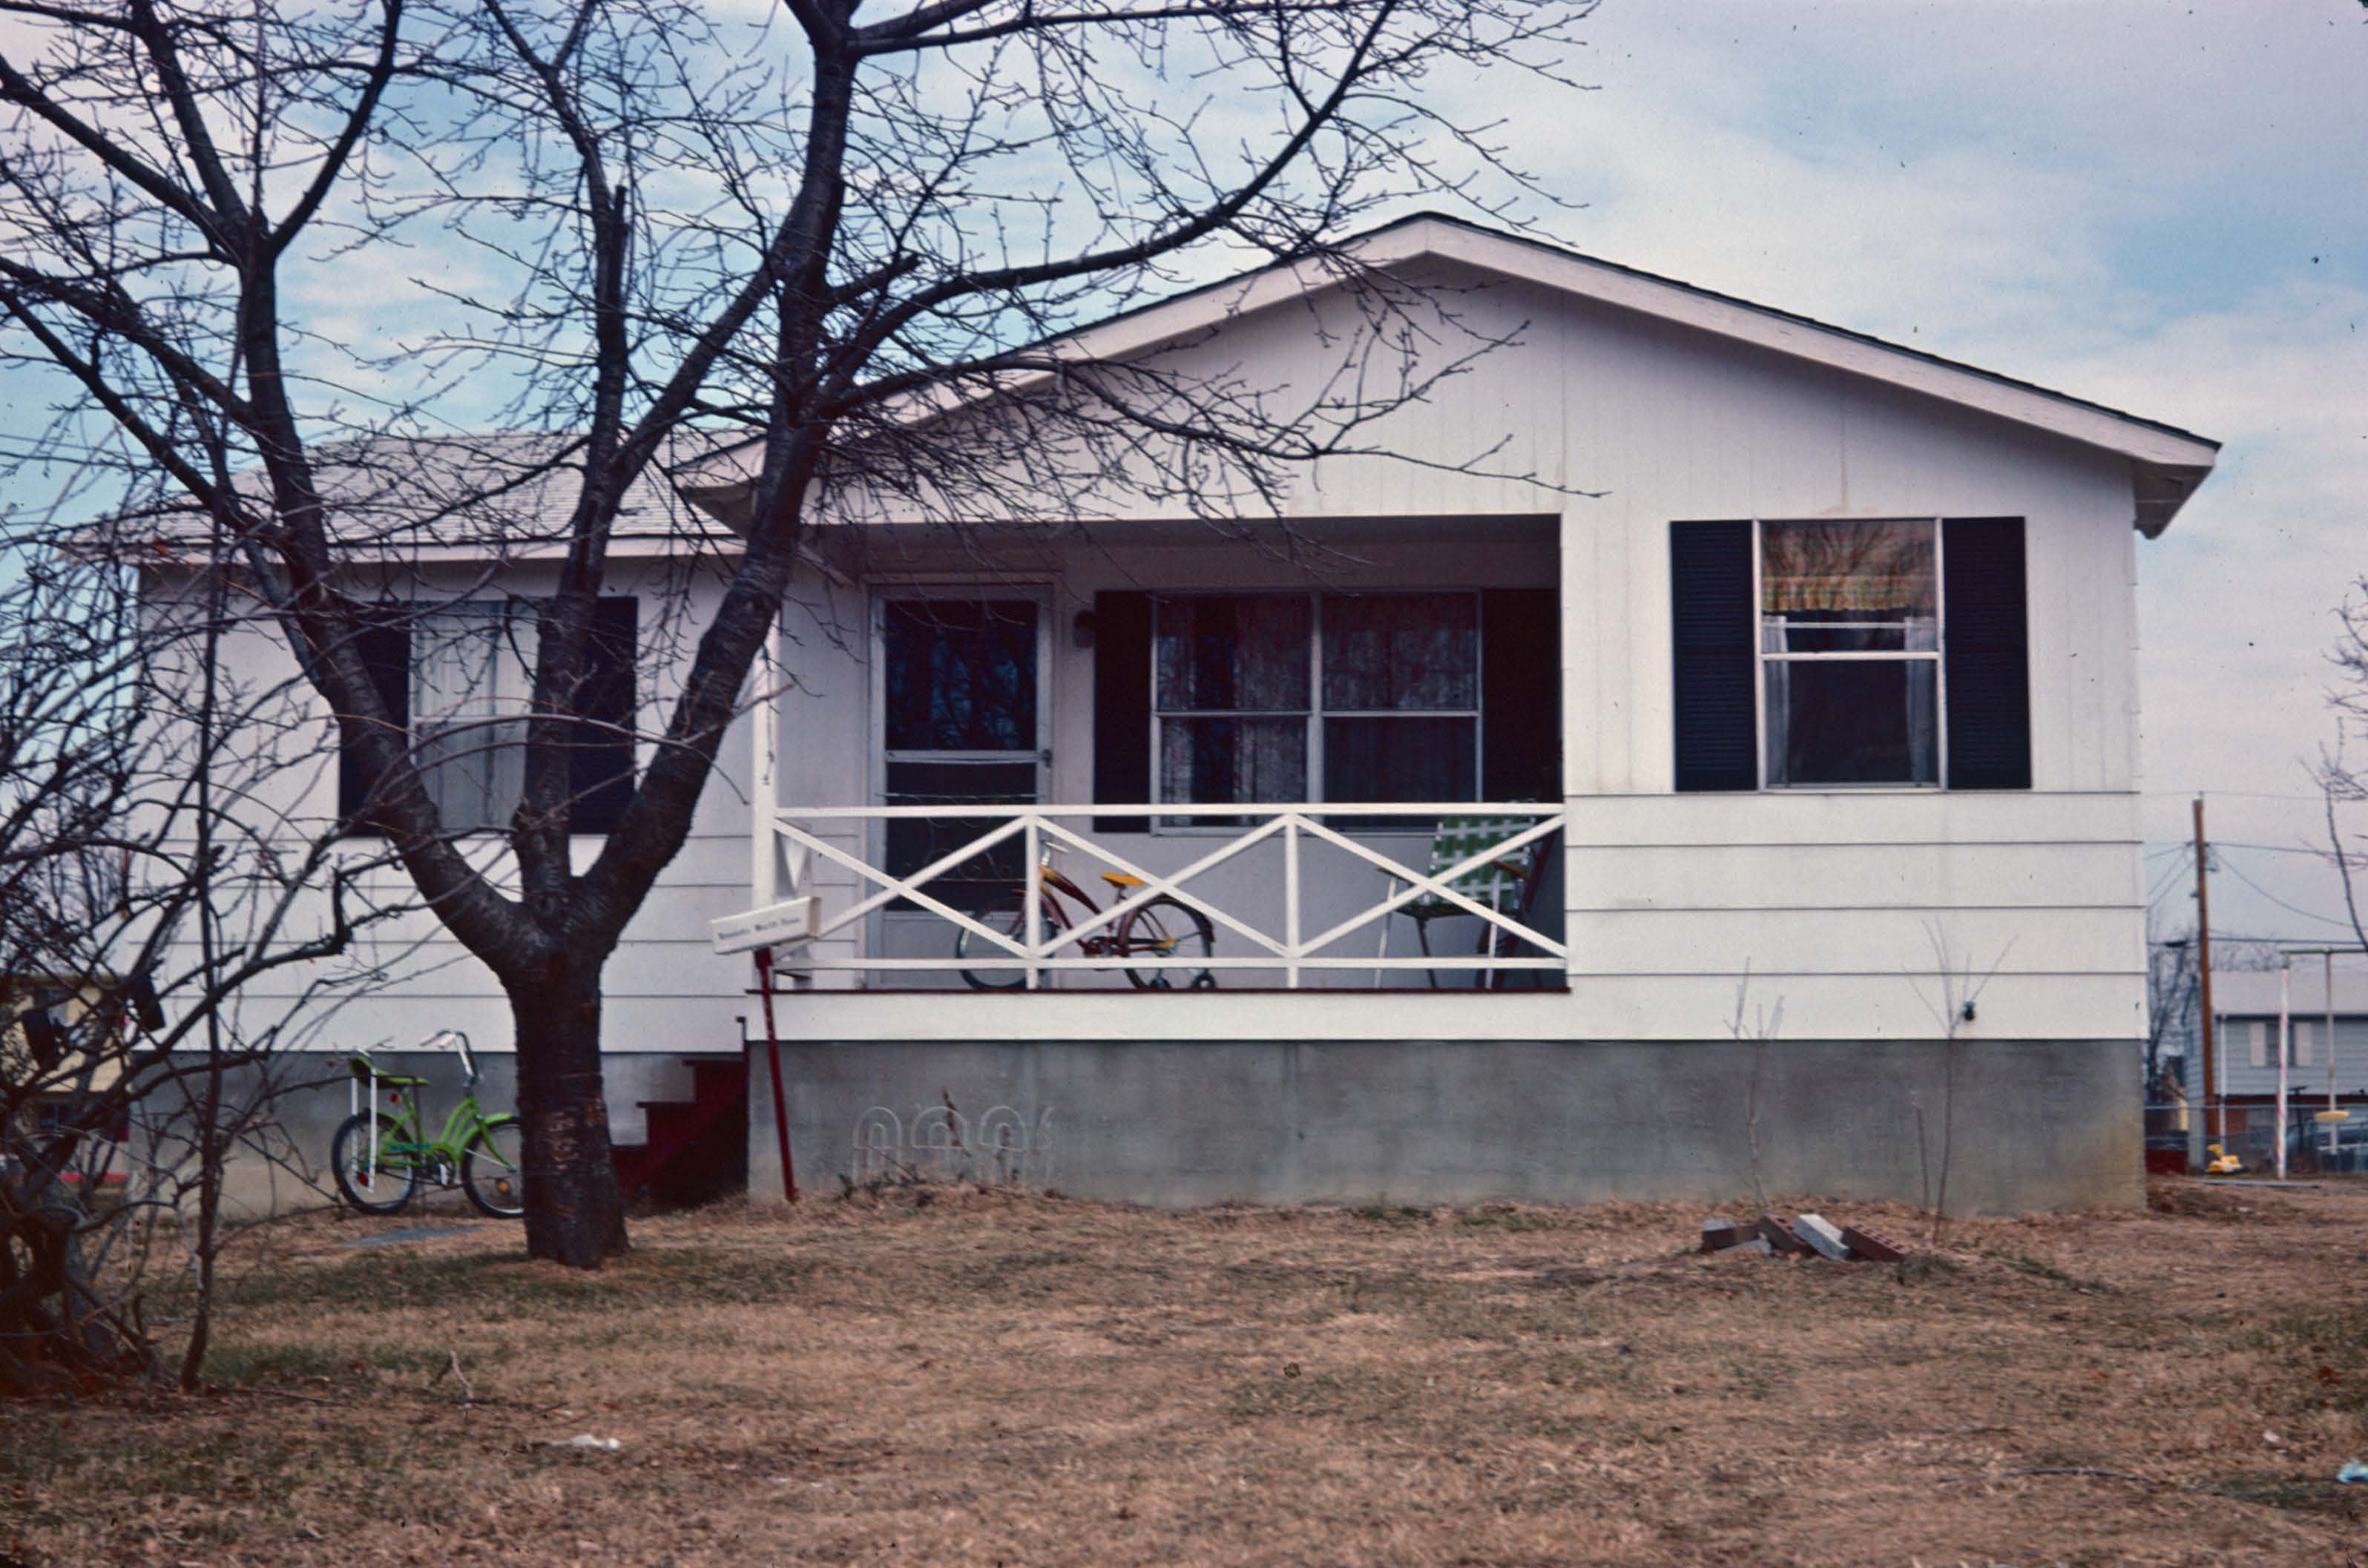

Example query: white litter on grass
[536,1433,623,1452]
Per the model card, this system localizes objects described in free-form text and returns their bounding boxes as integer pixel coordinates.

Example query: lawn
[5,1179,2365,1566]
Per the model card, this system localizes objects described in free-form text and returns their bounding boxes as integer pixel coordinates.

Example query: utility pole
[2194,796,2218,1147]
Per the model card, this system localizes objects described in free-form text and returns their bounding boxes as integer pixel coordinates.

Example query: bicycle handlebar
[417,1029,479,1088]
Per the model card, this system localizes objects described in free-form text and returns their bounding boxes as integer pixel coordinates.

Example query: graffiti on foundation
[851,1100,1055,1187]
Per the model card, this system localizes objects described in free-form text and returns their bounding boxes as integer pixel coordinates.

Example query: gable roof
[676,211,2220,535]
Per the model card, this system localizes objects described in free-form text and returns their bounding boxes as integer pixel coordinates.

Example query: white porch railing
[731,802,1568,989]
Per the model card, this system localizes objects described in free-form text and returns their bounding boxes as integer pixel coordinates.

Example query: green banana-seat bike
[331,1030,525,1219]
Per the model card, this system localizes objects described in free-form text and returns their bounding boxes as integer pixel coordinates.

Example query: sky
[1484,0,2368,957]
[1,0,2361,960]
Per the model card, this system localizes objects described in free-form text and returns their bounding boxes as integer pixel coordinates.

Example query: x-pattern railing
[764,802,1567,989]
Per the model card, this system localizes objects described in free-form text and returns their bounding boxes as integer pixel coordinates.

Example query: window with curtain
[1152,592,1479,821]
[340,598,637,837]
[1760,518,1941,787]
[412,601,539,834]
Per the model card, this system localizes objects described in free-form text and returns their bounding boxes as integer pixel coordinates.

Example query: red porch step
[611,1055,748,1205]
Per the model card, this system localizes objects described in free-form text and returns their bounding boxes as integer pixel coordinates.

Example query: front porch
[720,801,1570,992]
[717,515,1571,998]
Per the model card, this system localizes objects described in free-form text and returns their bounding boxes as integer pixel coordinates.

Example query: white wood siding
[144,559,758,1059]
[770,265,2154,1041]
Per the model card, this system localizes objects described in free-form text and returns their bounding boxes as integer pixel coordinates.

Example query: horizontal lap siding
[1565,908,2141,977]
[1531,277,2148,1043]
[1544,974,2143,1044]
[774,276,2153,1044]
[1564,840,2140,911]
[145,563,758,1054]
[1559,797,2143,1039]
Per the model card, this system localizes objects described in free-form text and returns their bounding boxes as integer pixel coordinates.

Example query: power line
[2203,840,2337,858]
[2217,856,2358,932]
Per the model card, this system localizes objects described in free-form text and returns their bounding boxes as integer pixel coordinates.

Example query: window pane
[1762,520,1936,653]
[1764,659,1938,786]
[412,604,532,834]
[1159,717,1306,806]
[1321,593,1478,711]
[883,601,1037,751]
[1324,717,1476,804]
[1155,596,1309,712]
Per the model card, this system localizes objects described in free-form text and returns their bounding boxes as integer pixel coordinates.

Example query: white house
[674,214,2217,1211]
[159,215,2220,1213]
[2184,967,2368,1171]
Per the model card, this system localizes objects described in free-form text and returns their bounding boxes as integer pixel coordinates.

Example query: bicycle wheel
[461,1117,527,1219]
[955,892,1034,990]
[331,1110,421,1214]
[1119,895,1216,989]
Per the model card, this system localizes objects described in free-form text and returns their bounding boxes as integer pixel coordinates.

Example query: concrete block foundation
[749,1038,2143,1213]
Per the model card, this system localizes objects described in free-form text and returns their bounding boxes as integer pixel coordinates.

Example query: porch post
[1022,814,1042,991]
[1284,816,1301,989]
[752,616,780,909]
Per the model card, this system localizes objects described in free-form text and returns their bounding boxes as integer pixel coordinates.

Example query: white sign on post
[710,896,819,957]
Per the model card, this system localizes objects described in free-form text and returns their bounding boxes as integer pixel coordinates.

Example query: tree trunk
[511,962,628,1266]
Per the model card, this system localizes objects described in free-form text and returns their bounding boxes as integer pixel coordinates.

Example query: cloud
[1467,0,2368,941]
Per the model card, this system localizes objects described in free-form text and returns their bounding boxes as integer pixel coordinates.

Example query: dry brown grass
[6,1178,2367,1567]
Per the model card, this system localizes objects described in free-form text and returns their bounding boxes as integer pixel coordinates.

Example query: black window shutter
[1943,517,2031,790]
[1481,588,1560,801]
[1092,591,1153,832]
[569,596,639,834]
[336,614,412,834]
[1669,521,1757,791]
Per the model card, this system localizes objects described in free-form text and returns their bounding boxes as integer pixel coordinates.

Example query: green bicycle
[330,1030,525,1219]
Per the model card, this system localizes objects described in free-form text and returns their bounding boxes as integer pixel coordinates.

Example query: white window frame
[1752,516,1948,791]
[1149,590,1484,830]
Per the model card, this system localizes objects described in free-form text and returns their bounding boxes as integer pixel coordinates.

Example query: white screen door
[875,596,1047,920]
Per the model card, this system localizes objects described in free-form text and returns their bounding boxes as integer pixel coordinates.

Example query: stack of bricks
[1696,1213,1915,1264]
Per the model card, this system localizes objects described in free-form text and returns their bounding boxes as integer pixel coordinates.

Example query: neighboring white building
[166,215,2227,1211]
[2180,968,2368,1172]
[2189,969,2368,1102]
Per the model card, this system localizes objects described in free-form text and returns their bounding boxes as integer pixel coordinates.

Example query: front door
[874,597,1047,966]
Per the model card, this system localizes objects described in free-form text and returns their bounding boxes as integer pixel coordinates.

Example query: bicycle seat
[348,1057,427,1088]
[1099,872,1145,889]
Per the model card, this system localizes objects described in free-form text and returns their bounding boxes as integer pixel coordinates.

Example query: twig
[430,1348,477,1404]
[1938,1466,2165,1486]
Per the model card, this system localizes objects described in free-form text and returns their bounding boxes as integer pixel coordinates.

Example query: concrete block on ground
[1711,1236,1773,1258]
[1794,1212,1852,1261]
[1699,1216,1749,1253]
[1757,1215,1811,1256]
[1840,1222,1910,1263]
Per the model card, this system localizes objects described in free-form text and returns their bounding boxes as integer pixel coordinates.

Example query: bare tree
[1909,921,2012,1244]
[0,525,413,1394]
[2315,582,2368,957]
[0,0,1594,1266]
[2145,924,2198,1101]
[1727,963,1780,1218]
